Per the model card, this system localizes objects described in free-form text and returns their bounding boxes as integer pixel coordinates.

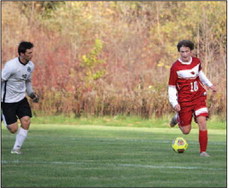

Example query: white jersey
[1,57,35,103]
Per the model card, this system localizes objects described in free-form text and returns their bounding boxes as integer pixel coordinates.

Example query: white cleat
[200,152,210,157]
[11,149,22,155]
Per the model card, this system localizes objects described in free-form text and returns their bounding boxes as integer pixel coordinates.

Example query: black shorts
[1,97,32,125]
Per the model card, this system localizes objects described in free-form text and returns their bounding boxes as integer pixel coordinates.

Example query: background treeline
[2,1,226,119]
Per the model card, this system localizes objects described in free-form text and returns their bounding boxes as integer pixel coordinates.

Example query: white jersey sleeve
[2,60,15,81]
[199,70,213,87]
[168,85,178,108]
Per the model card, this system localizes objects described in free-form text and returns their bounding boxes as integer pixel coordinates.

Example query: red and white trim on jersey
[178,57,192,65]
[176,64,199,80]
[195,107,208,117]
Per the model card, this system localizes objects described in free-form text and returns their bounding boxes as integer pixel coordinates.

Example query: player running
[1,41,39,154]
[168,40,216,157]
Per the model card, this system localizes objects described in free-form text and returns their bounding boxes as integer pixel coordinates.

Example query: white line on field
[118,163,225,171]
[1,160,225,171]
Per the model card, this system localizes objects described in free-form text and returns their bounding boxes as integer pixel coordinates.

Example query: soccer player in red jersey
[168,40,216,157]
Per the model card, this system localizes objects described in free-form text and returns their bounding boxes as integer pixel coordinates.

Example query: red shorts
[178,98,208,127]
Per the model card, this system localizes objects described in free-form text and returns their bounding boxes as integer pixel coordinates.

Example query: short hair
[18,41,34,55]
[177,40,194,52]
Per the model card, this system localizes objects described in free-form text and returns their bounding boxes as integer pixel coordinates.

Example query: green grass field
[1,119,226,187]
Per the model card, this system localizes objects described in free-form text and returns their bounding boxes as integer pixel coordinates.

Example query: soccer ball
[172,137,188,153]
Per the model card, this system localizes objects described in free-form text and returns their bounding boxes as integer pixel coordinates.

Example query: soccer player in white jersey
[168,40,216,157]
[1,41,39,154]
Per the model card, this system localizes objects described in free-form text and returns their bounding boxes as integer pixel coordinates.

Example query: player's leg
[196,115,209,157]
[7,123,19,133]
[1,102,22,154]
[12,98,32,154]
[1,102,19,133]
[1,102,19,134]
[194,102,209,157]
[170,116,192,134]
[179,124,191,135]
[177,106,193,134]
[3,115,30,154]
[170,113,179,127]
[11,116,30,153]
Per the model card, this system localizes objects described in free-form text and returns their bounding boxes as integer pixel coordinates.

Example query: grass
[1,119,226,188]
[32,114,226,129]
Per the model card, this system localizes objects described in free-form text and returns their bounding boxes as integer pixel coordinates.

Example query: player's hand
[209,85,217,92]
[29,92,39,103]
[173,104,181,112]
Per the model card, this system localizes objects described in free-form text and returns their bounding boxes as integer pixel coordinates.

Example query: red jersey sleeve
[168,66,177,86]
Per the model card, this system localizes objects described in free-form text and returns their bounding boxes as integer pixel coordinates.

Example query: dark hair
[18,41,34,55]
[177,40,194,52]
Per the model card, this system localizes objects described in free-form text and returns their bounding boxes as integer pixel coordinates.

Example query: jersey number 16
[190,81,198,92]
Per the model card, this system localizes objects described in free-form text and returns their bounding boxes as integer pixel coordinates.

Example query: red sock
[199,130,208,152]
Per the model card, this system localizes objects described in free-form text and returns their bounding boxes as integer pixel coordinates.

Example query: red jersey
[168,57,206,105]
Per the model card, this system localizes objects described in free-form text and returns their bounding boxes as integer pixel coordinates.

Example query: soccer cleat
[11,149,22,155]
[200,152,210,157]
[170,116,178,127]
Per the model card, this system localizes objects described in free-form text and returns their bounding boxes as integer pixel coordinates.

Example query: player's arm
[26,79,39,103]
[26,78,39,103]
[168,85,181,112]
[168,66,181,112]
[26,63,39,103]
[199,71,217,92]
